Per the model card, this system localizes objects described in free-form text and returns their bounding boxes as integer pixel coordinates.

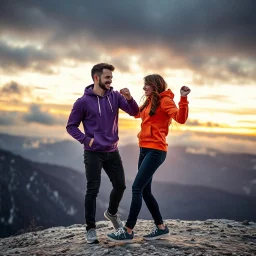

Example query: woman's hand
[180,86,191,97]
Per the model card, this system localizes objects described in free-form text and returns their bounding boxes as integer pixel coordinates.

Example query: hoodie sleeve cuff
[178,96,189,107]
[180,96,188,103]
[127,97,134,103]
[84,136,92,146]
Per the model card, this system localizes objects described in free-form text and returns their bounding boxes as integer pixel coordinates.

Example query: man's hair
[91,63,115,80]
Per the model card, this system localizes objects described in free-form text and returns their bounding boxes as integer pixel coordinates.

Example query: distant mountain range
[1,147,256,238]
[1,133,256,197]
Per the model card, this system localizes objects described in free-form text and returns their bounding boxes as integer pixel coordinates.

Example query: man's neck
[93,84,105,96]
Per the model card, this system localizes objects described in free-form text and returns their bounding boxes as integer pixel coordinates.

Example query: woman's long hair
[140,74,167,116]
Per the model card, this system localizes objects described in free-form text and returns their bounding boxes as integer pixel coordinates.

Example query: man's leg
[84,150,103,231]
[103,150,126,229]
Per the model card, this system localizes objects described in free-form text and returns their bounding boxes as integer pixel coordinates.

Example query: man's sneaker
[86,228,99,244]
[104,210,123,230]
[107,227,134,243]
[143,225,169,240]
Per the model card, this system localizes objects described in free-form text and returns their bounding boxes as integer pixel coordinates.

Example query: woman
[107,74,191,242]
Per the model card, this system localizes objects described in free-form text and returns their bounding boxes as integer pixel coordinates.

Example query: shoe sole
[86,239,99,244]
[104,211,122,230]
[143,232,170,241]
[107,236,133,243]
[104,211,111,221]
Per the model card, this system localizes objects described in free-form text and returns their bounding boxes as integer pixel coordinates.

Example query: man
[66,63,139,244]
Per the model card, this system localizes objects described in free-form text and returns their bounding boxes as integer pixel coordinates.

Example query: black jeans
[125,147,167,229]
[83,150,126,231]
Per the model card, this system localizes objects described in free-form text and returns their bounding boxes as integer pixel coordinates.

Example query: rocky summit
[0,219,255,256]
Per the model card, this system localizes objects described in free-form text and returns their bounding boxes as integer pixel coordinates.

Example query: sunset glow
[0,1,255,154]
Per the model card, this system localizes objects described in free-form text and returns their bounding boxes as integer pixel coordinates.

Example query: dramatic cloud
[0,104,66,126]
[167,131,256,154]
[0,111,21,126]
[23,104,66,125]
[0,0,255,82]
[1,1,255,50]
[184,119,220,127]
[0,81,31,96]
[185,120,201,126]
[187,57,256,85]
[0,40,59,74]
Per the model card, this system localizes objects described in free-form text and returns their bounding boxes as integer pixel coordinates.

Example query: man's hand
[180,86,191,97]
[89,138,94,147]
[120,88,132,100]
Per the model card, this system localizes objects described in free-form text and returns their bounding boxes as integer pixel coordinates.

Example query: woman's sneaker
[143,225,169,240]
[107,227,134,243]
[104,210,123,230]
[86,228,99,244]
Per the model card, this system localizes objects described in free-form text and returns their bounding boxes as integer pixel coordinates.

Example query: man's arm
[66,98,92,146]
[118,88,139,116]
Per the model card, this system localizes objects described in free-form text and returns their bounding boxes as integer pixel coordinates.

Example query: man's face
[97,69,113,90]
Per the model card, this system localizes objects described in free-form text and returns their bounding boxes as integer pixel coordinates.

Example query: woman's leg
[125,148,166,229]
[142,178,164,226]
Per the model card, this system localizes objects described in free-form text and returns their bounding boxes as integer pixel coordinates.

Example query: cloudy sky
[0,0,255,154]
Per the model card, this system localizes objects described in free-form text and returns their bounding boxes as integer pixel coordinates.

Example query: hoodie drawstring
[97,96,101,116]
[97,96,113,116]
[107,96,113,112]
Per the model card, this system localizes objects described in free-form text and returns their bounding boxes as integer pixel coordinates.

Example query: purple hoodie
[66,84,139,152]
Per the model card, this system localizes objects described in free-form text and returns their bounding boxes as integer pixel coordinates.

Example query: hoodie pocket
[91,132,118,150]
[139,125,152,141]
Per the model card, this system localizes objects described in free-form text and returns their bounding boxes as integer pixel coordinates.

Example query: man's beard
[99,78,110,91]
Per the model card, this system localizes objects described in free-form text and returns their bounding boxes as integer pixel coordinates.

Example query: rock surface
[0,219,256,256]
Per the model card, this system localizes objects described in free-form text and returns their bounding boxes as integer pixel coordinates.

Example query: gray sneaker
[86,228,99,244]
[104,210,123,230]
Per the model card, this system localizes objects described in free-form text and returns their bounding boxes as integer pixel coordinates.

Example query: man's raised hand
[120,88,132,100]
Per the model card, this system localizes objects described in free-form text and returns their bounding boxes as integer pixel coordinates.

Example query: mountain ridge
[1,148,256,238]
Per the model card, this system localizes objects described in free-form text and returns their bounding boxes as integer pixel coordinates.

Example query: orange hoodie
[136,89,189,151]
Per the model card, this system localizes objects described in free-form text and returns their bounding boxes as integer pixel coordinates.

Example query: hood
[83,84,113,116]
[84,84,113,97]
[160,89,174,99]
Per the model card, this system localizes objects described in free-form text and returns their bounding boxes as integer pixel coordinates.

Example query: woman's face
[143,84,153,97]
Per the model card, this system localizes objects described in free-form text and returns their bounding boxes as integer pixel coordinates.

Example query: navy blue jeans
[125,147,167,229]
